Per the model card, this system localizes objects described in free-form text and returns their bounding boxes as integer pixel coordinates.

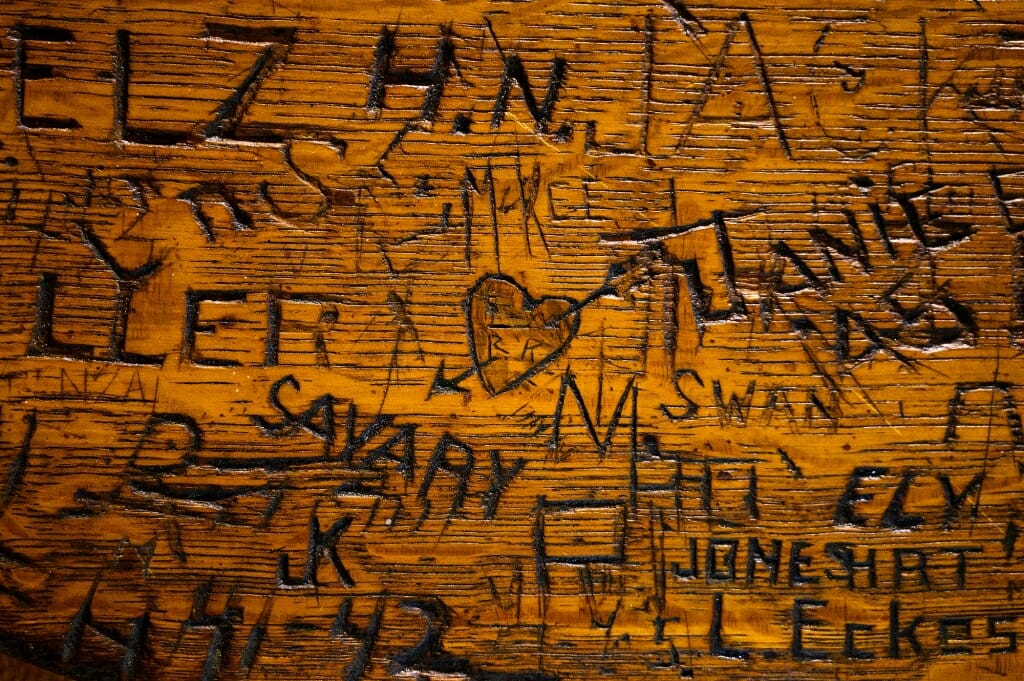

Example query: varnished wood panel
[2,1,1024,679]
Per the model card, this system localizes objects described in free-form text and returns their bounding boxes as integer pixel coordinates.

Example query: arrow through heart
[430,251,659,397]
[465,275,582,396]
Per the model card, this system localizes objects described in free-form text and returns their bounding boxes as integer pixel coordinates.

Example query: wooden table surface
[2,1,1024,679]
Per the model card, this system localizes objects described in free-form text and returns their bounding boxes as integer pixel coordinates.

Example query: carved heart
[466,275,581,395]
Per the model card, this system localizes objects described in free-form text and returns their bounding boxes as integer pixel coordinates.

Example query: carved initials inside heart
[466,275,581,395]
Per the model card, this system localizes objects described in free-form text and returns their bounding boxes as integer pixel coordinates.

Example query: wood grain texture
[1,1,1024,679]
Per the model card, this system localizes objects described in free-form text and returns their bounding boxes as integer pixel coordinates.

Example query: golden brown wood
[2,1,1024,679]
[0,653,68,681]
